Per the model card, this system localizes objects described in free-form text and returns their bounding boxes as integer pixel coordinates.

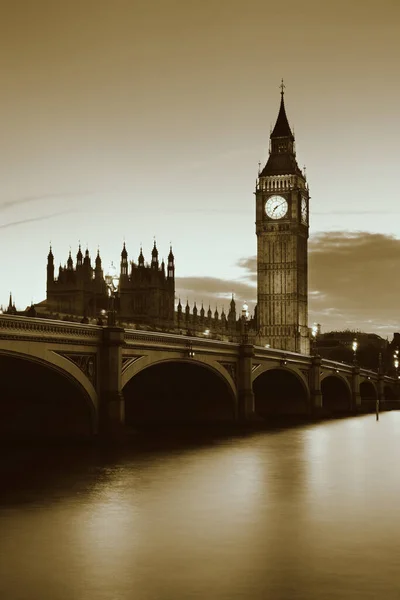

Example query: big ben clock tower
[255,82,309,354]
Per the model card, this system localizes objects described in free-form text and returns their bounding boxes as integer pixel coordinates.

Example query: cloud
[175,276,256,311]
[177,231,400,335]
[308,231,400,333]
[0,211,72,230]
[0,191,94,212]
[313,210,400,216]
[236,256,257,281]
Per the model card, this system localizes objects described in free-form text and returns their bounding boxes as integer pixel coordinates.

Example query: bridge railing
[124,328,238,346]
[0,314,103,343]
[253,344,312,367]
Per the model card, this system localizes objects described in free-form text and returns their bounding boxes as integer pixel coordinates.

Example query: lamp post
[352,338,358,365]
[241,301,249,344]
[104,262,120,326]
[393,348,399,378]
[311,323,318,355]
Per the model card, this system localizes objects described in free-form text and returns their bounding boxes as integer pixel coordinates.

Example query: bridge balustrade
[0,316,398,437]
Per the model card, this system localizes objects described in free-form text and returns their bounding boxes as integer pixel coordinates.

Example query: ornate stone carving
[301,369,310,383]
[55,352,96,385]
[122,356,143,373]
[219,361,237,382]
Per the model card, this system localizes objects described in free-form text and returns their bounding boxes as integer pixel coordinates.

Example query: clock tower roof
[259,83,303,178]
[270,91,294,141]
[259,153,303,177]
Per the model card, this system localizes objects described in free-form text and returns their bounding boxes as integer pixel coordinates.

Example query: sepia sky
[1,0,399,336]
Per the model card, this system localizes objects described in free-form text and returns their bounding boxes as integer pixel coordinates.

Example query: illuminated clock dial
[301,197,308,224]
[265,195,288,219]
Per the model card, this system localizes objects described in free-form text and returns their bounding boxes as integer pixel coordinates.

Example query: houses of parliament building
[43,240,242,337]
[8,85,310,351]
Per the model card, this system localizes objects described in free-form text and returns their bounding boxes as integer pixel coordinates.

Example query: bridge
[0,315,398,438]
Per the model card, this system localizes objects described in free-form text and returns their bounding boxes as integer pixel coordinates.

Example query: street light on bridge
[105,262,120,326]
[241,302,249,344]
[352,338,358,365]
[393,348,399,378]
[311,323,319,355]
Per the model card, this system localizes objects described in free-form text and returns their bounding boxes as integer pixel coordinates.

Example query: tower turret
[47,245,54,284]
[76,244,83,268]
[138,246,145,267]
[120,242,128,278]
[200,303,205,319]
[167,245,175,279]
[94,249,103,280]
[83,248,91,266]
[228,295,236,325]
[67,251,73,270]
[177,298,182,322]
[151,240,159,269]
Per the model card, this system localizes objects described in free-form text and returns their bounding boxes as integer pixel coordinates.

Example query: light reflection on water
[2,414,400,599]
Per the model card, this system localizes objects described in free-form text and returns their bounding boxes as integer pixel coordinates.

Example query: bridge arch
[122,355,237,425]
[360,379,377,411]
[0,349,97,437]
[252,365,310,419]
[321,373,352,413]
[384,384,397,404]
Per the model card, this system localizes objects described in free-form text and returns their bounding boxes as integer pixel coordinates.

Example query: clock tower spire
[255,84,309,353]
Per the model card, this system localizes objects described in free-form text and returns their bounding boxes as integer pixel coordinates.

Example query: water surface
[1,414,400,599]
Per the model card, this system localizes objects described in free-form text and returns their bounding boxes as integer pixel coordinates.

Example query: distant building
[40,242,245,339]
[315,330,388,370]
[44,242,175,328]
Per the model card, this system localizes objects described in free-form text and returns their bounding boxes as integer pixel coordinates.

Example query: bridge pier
[377,373,385,411]
[352,365,361,412]
[310,355,323,415]
[99,326,125,437]
[238,343,255,421]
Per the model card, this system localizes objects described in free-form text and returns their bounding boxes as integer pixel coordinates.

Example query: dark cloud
[177,232,400,335]
[308,231,400,333]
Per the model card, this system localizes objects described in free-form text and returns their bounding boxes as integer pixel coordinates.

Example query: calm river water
[1,413,400,599]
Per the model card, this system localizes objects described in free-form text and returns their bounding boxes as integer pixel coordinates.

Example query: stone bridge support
[238,343,255,421]
[99,326,125,436]
[377,373,385,411]
[310,355,322,414]
[352,365,361,411]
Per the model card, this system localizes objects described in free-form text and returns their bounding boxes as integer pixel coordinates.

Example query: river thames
[1,413,400,599]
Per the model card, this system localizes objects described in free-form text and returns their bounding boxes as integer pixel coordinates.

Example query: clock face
[265,195,288,220]
[301,197,308,224]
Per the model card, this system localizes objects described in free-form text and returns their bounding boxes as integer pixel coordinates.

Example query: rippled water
[2,414,400,599]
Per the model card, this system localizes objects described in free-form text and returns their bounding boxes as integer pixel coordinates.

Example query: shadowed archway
[0,354,95,439]
[360,380,377,412]
[321,375,352,414]
[253,368,309,419]
[384,385,397,406]
[123,361,236,426]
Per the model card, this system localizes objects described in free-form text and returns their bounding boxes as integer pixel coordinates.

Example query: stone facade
[46,242,175,327]
[255,86,310,354]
